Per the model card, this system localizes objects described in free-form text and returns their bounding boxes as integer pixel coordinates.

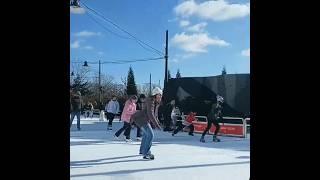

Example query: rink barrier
[180,115,247,138]
[245,118,250,135]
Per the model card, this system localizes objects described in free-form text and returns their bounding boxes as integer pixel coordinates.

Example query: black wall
[164,74,250,117]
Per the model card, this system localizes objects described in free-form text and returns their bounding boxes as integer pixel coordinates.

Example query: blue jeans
[70,111,81,129]
[140,123,154,156]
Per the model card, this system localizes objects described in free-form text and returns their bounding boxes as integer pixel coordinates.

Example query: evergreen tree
[126,66,138,96]
[222,66,227,75]
[176,69,181,78]
[71,74,91,96]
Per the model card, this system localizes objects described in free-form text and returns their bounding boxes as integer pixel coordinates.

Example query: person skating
[135,94,147,141]
[88,102,94,118]
[83,102,90,118]
[163,100,175,131]
[114,95,137,142]
[200,95,224,143]
[172,111,195,136]
[70,91,82,130]
[130,87,163,160]
[105,96,120,130]
[171,106,181,130]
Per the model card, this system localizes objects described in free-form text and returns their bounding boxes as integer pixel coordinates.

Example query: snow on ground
[70,117,250,180]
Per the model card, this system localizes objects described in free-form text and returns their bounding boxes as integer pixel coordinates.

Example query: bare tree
[70,64,128,108]
[137,83,158,96]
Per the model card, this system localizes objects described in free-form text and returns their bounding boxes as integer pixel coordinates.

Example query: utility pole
[149,73,152,96]
[163,30,169,104]
[99,60,101,110]
[164,30,168,90]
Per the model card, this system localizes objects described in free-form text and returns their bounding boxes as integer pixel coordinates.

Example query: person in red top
[172,111,195,136]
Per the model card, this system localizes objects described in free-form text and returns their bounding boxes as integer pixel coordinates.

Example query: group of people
[112,87,163,160]
[162,95,224,142]
[83,102,94,118]
[70,87,225,160]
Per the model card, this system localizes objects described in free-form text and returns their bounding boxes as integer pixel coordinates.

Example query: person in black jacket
[200,95,224,143]
[135,94,146,140]
[83,102,90,118]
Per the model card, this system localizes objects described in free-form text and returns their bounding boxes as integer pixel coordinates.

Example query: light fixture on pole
[70,0,80,8]
[82,60,102,110]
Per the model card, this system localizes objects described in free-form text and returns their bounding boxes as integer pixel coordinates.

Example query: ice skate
[212,135,221,142]
[200,136,205,143]
[143,154,155,160]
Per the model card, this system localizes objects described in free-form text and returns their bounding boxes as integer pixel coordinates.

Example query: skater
[83,102,90,118]
[172,111,195,136]
[130,87,163,160]
[163,100,175,131]
[117,98,125,122]
[157,101,165,125]
[200,95,224,143]
[105,96,120,130]
[135,94,147,141]
[171,106,181,130]
[70,90,73,111]
[88,102,94,118]
[70,91,82,130]
[114,95,137,142]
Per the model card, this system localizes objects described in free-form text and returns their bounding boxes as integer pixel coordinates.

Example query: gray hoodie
[105,100,120,114]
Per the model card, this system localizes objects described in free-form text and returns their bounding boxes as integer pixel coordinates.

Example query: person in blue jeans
[130,87,163,160]
[139,123,154,156]
[70,91,82,130]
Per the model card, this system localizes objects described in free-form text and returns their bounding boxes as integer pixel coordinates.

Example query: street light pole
[84,60,102,107]
[99,60,102,110]
[164,30,168,88]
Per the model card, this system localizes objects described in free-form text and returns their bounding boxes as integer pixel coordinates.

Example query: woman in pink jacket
[114,95,137,142]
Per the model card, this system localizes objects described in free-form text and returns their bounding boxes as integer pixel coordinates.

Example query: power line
[85,11,132,40]
[104,57,164,64]
[134,39,164,56]
[71,57,164,64]
[82,2,163,56]
[86,10,161,56]
[79,1,164,56]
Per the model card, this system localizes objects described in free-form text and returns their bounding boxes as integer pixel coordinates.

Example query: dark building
[163,74,250,117]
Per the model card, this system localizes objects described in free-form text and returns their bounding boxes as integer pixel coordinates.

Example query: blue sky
[70,0,250,87]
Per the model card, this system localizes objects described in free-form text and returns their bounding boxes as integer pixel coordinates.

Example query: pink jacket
[121,100,137,123]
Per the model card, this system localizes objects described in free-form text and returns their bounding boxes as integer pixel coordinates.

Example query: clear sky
[70,0,250,87]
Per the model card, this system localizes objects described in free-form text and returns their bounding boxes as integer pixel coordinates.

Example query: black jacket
[207,103,223,121]
[71,94,81,112]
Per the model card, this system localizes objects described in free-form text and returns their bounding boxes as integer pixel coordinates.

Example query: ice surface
[70,117,250,180]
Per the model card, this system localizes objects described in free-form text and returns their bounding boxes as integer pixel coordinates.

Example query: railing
[178,115,247,138]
